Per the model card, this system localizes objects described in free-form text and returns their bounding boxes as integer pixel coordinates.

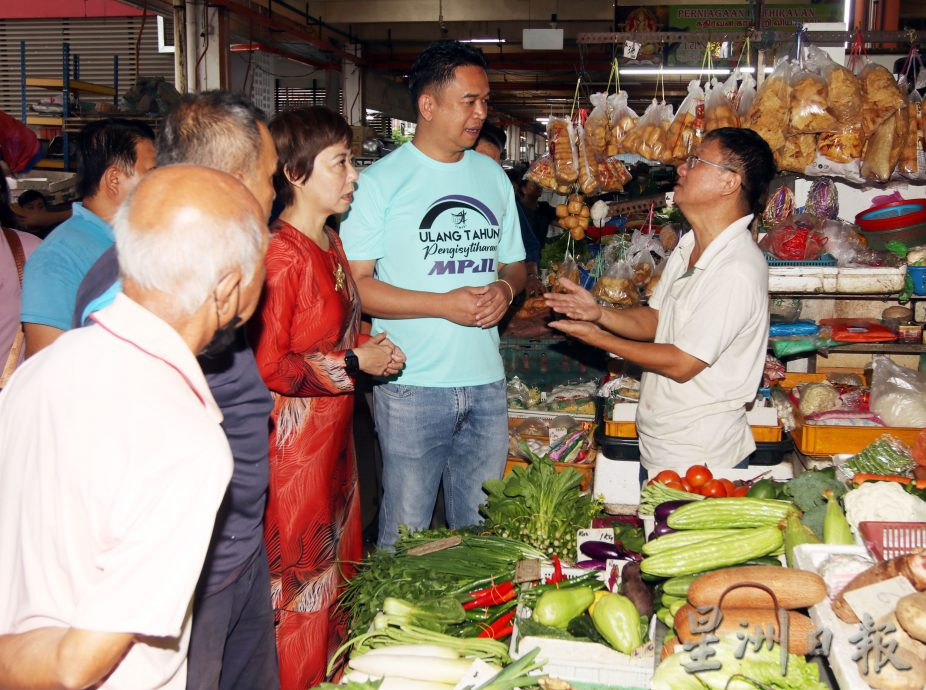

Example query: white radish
[343,671,455,690]
[348,653,477,684]
[361,644,459,659]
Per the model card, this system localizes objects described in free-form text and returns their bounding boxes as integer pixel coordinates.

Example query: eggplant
[653,499,694,523]
[580,540,624,561]
[651,520,677,538]
[575,559,607,570]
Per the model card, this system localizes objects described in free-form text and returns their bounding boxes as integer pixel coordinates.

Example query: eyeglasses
[685,155,739,174]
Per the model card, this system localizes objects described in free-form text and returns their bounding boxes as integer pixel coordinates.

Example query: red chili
[463,581,516,610]
[545,554,565,585]
[477,609,517,638]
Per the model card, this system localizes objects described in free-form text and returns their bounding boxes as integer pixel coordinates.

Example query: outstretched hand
[548,319,609,349]
[544,277,603,323]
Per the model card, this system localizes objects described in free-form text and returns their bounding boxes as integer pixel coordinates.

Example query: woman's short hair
[268,107,353,209]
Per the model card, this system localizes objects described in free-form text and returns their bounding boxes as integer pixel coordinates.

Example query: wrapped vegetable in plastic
[870,356,926,428]
[762,186,796,226]
[858,61,905,134]
[805,178,839,219]
[745,58,793,152]
[664,79,705,164]
[621,99,672,161]
[585,92,610,158]
[548,116,579,184]
[608,91,638,155]
[844,435,915,477]
[704,74,740,133]
[760,213,828,261]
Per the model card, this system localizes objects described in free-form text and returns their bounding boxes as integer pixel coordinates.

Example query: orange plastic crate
[792,421,921,456]
[858,521,926,561]
[504,457,594,491]
[603,420,782,442]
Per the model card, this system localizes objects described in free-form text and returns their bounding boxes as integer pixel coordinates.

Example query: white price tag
[548,426,567,447]
[624,41,641,59]
[453,658,500,690]
[576,527,615,563]
[664,191,675,207]
[844,575,916,623]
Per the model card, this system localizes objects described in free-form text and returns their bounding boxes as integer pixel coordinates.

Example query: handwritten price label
[576,527,615,563]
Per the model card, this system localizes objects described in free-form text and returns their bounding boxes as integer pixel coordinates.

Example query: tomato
[685,465,713,488]
[662,478,684,492]
[679,477,694,493]
[732,485,750,497]
[654,470,682,485]
[719,478,736,496]
[701,479,729,497]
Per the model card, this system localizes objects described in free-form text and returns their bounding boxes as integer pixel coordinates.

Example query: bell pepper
[591,593,642,654]
[532,586,596,629]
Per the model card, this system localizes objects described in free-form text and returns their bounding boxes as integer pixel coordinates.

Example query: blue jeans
[374,379,508,549]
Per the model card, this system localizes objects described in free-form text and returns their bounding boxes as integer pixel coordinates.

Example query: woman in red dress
[252,107,405,689]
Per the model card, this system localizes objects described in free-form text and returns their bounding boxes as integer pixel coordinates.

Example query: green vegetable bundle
[844,434,914,477]
[480,456,601,560]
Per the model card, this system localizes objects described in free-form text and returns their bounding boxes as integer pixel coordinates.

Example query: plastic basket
[501,336,609,390]
[858,521,926,561]
[764,252,837,267]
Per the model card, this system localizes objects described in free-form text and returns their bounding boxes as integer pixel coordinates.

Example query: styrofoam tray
[792,543,875,690]
[768,266,838,294]
[835,266,906,293]
[509,616,656,689]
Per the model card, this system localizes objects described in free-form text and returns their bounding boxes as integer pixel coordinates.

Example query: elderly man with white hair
[0,164,268,690]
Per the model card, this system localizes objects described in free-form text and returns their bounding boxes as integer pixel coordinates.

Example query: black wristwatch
[344,349,360,376]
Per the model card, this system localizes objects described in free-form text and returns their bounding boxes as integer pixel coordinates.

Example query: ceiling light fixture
[461,38,507,44]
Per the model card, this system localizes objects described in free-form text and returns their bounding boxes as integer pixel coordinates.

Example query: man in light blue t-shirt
[21,118,156,357]
[341,40,526,549]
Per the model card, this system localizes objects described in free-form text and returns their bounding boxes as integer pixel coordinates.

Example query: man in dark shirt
[73,92,280,690]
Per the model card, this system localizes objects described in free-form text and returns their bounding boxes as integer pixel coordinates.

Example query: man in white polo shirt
[0,165,268,690]
[545,128,776,471]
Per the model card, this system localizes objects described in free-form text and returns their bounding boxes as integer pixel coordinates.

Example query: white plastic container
[768,266,838,293]
[835,266,906,293]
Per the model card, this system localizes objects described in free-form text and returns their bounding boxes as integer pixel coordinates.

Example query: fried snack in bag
[789,68,839,133]
[552,252,581,293]
[858,62,905,133]
[861,110,902,182]
[526,153,565,192]
[664,79,705,164]
[745,59,792,151]
[585,92,610,158]
[817,122,865,163]
[889,99,910,175]
[900,91,926,180]
[608,91,639,155]
[775,133,818,172]
[704,74,740,132]
[576,124,601,196]
[621,99,673,161]
[804,45,862,125]
[593,259,640,308]
[595,155,632,193]
[548,117,579,184]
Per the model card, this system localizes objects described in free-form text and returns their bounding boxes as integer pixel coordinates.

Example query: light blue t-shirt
[21,202,114,331]
[341,143,525,387]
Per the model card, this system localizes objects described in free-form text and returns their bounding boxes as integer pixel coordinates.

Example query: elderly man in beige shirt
[0,165,268,690]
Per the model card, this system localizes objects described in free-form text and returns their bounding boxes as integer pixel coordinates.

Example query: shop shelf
[26,77,116,97]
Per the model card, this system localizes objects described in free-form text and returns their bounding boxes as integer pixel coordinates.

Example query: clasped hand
[356,332,406,377]
[445,282,510,329]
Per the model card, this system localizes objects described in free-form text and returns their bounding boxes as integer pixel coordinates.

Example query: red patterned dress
[252,220,363,689]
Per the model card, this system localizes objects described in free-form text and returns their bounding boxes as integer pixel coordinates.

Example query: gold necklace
[333,261,345,292]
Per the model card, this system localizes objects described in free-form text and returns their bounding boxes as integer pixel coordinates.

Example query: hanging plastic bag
[899,90,926,180]
[576,124,601,196]
[775,133,818,173]
[552,251,581,293]
[760,213,828,261]
[789,61,839,134]
[704,74,740,132]
[585,92,611,158]
[870,356,926,428]
[622,98,673,162]
[745,58,793,152]
[858,61,905,134]
[664,79,705,164]
[820,219,869,266]
[595,154,632,193]
[527,153,572,194]
[643,260,664,300]
[593,258,640,308]
[816,122,865,164]
[805,179,840,219]
[548,116,579,184]
[735,71,757,122]
[804,45,863,126]
[608,91,639,155]
[762,186,796,226]
[861,107,904,182]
